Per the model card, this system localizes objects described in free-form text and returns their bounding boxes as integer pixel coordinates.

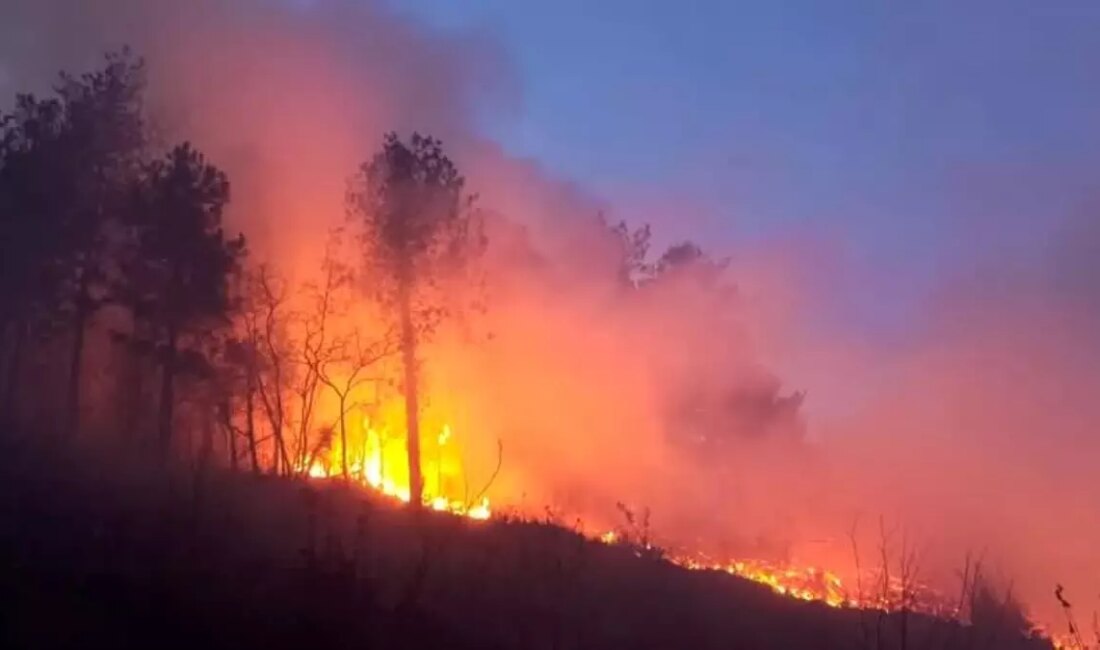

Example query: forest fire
[283,373,1077,648]
[2,4,1097,646]
[287,393,1081,650]
[292,398,878,613]
[293,408,1019,636]
[302,429,862,610]
[300,409,491,521]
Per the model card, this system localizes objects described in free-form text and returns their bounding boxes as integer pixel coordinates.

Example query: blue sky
[389,1,1100,329]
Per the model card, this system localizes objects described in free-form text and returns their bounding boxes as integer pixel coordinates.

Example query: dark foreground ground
[0,436,1052,650]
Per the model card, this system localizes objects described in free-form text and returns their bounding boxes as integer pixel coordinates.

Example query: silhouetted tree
[650,240,732,291]
[122,143,245,452]
[0,51,146,436]
[291,233,348,472]
[656,241,704,273]
[316,329,396,480]
[212,268,268,474]
[0,94,68,421]
[55,51,147,438]
[218,333,262,473]
[609,218,653,287]
[296,230,397,479]
[242,265,294,474]
[646,239,806,447]
[206,326,256,472]
[348,132,482,508]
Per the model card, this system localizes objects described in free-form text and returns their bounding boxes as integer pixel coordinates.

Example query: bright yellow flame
[300,407,489,521]
[466,497,491,520]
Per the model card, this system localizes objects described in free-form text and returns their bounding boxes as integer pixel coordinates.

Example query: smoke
[3,0,1098,631]
[0,0,520,271]
[811,211,1100,625]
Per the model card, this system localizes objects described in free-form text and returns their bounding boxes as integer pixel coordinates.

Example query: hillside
[0,437,1052,650]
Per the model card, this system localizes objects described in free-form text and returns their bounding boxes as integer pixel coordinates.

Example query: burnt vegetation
[0,52,1061,650]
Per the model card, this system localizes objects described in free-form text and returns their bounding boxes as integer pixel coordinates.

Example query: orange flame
[299,405,490,520]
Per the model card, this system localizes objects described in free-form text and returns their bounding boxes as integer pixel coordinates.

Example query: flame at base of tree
[298,401,491,520]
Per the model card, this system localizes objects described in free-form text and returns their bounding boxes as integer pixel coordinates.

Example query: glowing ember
[684,557,852,608]
[600,533,856,610]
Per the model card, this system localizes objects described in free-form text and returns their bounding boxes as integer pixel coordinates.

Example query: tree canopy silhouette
[0,50,146,435]
[121,143,246,450]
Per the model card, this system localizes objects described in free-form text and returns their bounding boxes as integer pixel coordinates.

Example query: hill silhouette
[0,435,1052,650]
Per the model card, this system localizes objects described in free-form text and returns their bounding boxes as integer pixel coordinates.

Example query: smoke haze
[2,0,1097,629]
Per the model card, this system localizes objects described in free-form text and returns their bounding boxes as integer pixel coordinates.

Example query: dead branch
[469,438,503,508]
[849,516,872,650]
[1056,584,1087,650]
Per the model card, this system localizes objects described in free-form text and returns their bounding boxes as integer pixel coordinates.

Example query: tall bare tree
[220,332,262,474]
[315,329,396,480]
[243,265,293,474]
[291,232,348,472]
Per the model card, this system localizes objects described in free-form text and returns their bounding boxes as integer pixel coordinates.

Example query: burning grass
[294,422,1073,649]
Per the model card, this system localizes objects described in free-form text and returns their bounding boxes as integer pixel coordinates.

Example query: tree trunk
[120,341,143,442]
[64,304,88,439]
[225,397,239,472]
[275,424,290,476]
[199,403,215,468]
[245,374,259,475]
[339,394,349,480]
[157,327,178,454]
[399,285,423,509]
[227,424,238,471]
[1,318,26,424]
[267,380,290,476]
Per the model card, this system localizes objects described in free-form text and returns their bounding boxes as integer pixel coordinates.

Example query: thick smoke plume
[3,0,1098,629]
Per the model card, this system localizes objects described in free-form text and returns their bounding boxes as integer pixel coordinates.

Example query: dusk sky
[391,0,1100,330]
